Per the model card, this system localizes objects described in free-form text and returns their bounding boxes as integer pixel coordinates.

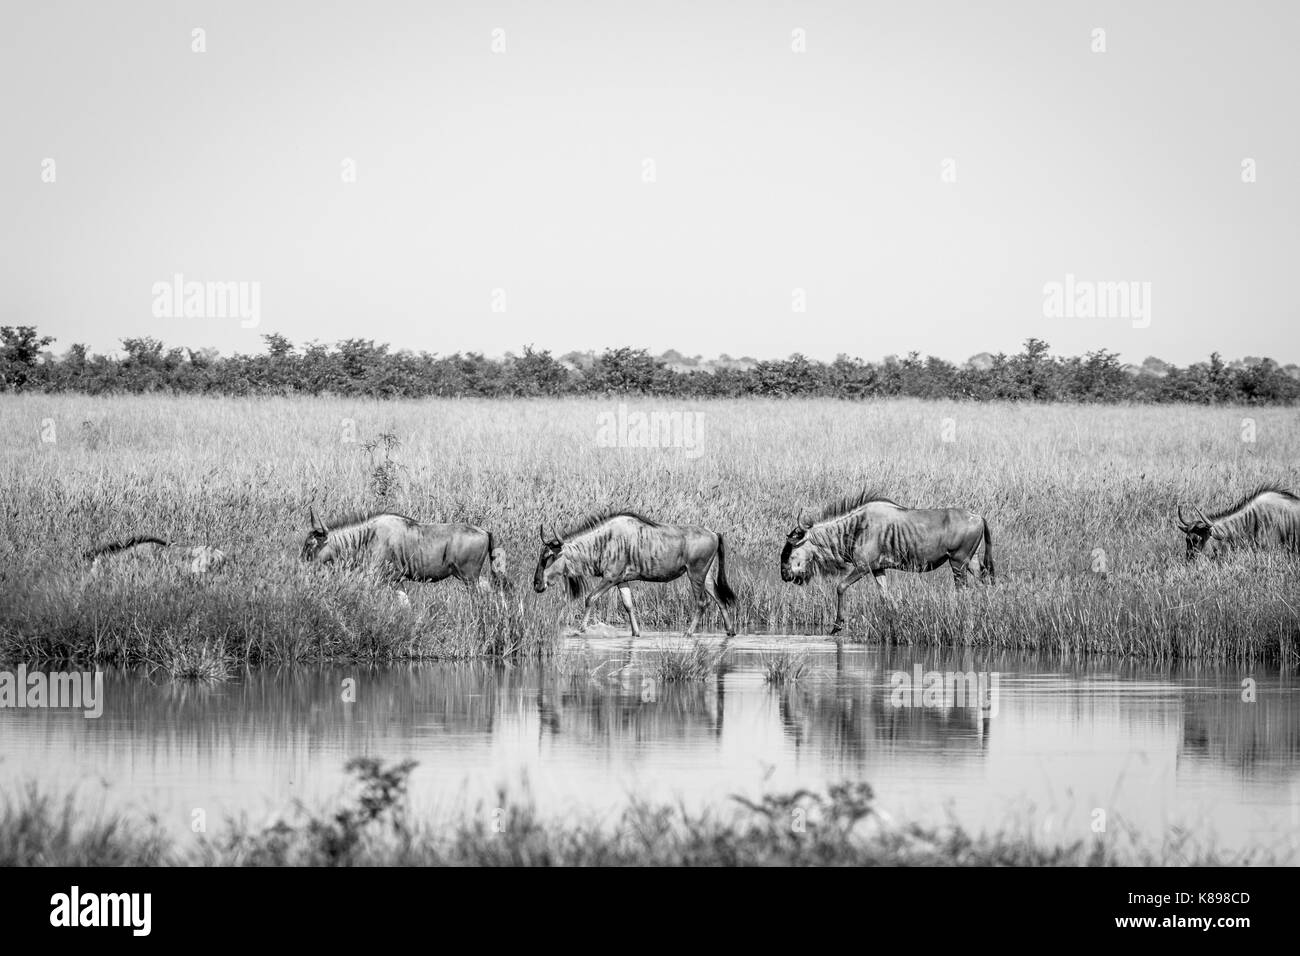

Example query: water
[2,636,1297,851]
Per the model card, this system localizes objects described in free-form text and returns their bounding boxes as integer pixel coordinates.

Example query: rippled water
[2,635,1297,850]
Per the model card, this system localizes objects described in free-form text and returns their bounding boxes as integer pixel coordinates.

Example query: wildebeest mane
[1207,485,1299,521]
[320,510,419,530]
[813,489,900,523]
[561,510,660,540]
[83,536,168,561]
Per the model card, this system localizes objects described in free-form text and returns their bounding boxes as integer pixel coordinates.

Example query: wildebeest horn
[1195,507,1212,527]
[310,506,326,534]
[1177,505,1189,529]
[539,522,549,543]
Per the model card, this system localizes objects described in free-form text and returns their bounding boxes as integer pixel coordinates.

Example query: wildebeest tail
[82,535,169,562]
[486,531,512,591]
[980,520,995,584]
[714,532,737,606]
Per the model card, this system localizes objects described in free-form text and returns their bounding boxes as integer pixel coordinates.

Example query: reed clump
[648,639,728,682]
[760,648,814,684]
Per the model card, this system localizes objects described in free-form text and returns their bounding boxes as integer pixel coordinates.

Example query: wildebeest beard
[782,524,856,584]
[780,539,813,584]
[535,547,586,598]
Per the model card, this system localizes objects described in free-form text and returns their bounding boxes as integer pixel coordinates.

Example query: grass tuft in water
[159,635,233,682]
[648,639,728,682]
[759,648,813,685]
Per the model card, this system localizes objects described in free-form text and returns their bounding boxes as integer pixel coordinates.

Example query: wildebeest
[780,490,994,635]
[1177,486,1300,560]
[301,508,507,589]
[85,536,228,575]
[532,511,737,637]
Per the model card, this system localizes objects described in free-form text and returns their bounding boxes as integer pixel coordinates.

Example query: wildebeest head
[780,513,816,584]
[1177,505,1223,560]
[533,524,567,593]
[301,507,333,562]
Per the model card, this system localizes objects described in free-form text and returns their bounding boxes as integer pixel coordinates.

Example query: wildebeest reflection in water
[1180,666,1300,770]
[776,648,996,762]
[534,641,996,764]
[537,637,726,741]
[6,651,1299,848]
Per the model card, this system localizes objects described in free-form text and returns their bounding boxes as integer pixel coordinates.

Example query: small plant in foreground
[3,760,1288,866]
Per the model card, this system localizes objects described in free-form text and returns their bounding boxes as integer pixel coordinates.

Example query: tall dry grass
[1,394,1297,664]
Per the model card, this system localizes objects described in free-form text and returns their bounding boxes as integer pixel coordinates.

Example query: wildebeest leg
[617,586,641,637]
[949,556,970,589]
[684,571,710,637]
[831,568,869,636]
[455,550,490,592]
[704,577,736,637]
[580,580,619,633]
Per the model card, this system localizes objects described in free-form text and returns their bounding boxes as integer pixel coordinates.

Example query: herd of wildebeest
[85,485,1300,637]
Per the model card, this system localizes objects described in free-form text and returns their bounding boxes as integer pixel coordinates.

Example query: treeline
[2,326,1297,404]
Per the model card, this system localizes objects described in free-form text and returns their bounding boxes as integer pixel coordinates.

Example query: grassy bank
[1,563,556,670]
[2,395,1298,666]
[1,759,1284,867]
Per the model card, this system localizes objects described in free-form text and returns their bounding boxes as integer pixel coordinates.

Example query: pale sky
[2,0,1297,364]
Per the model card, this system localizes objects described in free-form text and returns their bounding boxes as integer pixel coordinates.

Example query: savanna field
[1,394,1297,668]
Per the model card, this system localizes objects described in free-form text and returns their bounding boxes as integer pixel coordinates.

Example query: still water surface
[1,635,1297,850]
